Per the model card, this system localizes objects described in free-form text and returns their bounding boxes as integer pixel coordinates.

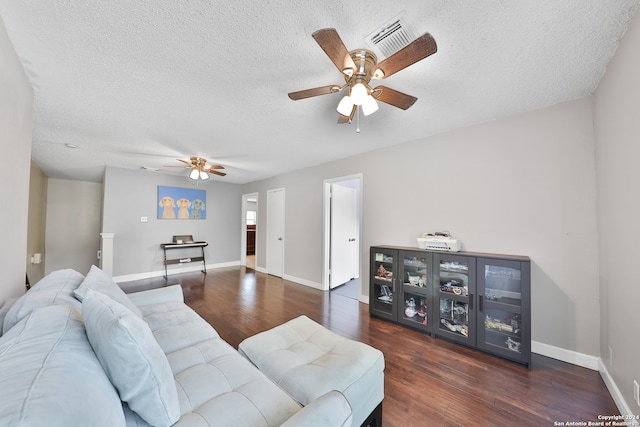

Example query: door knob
[278,237,283,241]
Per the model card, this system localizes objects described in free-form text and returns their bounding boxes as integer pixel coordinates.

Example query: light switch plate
[141,216,148,223]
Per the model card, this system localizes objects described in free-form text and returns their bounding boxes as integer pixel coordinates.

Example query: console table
[160,239,208,278]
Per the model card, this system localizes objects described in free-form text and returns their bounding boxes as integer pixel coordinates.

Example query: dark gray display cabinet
[370,247,397,321]
[370,246,531,367]
[398,251,432,333]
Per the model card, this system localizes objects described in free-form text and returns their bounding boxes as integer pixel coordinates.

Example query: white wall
[243,96,600,358]
[0,16,33,302]
[102,166,243,279]
[594,5,640,413]
[45,179,102,275]
[244,173,326,286]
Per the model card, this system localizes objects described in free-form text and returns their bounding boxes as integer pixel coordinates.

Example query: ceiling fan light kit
[361,92,379,116]
[288,27,437,129]
[336,95,354,116]
[165,156,226,180]
[189,168,209,181]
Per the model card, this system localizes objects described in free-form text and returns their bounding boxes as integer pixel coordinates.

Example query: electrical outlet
[608,346,613,365]
[634,380,639,407]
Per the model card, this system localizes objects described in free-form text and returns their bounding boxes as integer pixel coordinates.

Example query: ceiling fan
[288,28,437,124]
[166,156,226,180]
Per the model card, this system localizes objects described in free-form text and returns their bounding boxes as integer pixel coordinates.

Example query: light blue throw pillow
[82,289,180,427]
[74,265,143,318]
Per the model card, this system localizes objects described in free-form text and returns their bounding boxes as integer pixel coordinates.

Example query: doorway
[266,188,285,278]
[323,174,362,299]
[241,193,258,270]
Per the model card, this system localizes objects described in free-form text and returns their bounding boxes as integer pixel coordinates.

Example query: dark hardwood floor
[120,267,619,427]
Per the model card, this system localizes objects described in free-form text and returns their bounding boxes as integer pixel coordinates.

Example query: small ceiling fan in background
[288,27,437,126]
[165,156,226,180]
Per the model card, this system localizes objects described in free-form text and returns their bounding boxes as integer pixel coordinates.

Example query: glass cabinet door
[434,255,476,344]
[370,248,397,321]
[477,258,531,363]
[398,252,430,331]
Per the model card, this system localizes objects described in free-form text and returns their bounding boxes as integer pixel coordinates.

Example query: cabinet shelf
[438,292,469,303]
[403,284,429,294]
[439,265,469,274]
[438,318,469,337]
[485,327,521,340]
[484,331,523,354]
[485,297,521,306]
[403,315,428,326]
[484,300,522,313]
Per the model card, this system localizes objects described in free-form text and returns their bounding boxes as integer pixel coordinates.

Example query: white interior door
[330,184,357,289]
[266,188,285,278]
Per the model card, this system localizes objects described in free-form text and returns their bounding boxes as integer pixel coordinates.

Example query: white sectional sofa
[0,267,354,427]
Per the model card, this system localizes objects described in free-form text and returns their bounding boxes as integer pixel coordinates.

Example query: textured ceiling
[1,1,638,184]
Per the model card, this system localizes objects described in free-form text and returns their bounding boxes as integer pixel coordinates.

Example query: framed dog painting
[157,186,206,220]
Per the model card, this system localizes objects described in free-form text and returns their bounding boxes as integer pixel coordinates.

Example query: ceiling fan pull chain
[356,106,361,133]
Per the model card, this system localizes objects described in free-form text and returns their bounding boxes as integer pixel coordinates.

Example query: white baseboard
[283,274,323,290]
[532,341,637,424]
[113,261,240,283]
[598,359,640,426]
[531,340,599,370]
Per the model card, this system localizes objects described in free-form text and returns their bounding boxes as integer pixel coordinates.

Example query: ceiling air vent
[365,12,418,59]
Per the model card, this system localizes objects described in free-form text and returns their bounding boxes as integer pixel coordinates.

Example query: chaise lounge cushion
[239,315,385,427]
[0,305,125,427]
[2,269,84,334]
[82,289,180,427]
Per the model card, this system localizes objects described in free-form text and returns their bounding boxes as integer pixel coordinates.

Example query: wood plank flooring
[120,267,619,427]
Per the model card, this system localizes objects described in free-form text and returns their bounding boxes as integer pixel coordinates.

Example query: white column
[100,233,115,276]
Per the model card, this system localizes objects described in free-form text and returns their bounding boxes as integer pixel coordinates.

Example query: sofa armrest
[280,390,352,427]
[126,285,184,307]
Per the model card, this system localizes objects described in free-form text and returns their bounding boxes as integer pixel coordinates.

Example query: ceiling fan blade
[163,165,190,168]
[373,33,437,80]
[288,85,341,100]
[210,170,226,177]
[177,158,192,165]
[337,105,357,123]
[206,164,224,170]
[312,28,356,74]
[372,86,418,110]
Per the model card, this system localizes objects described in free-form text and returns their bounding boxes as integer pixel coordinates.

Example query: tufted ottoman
[238,315,385,427]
